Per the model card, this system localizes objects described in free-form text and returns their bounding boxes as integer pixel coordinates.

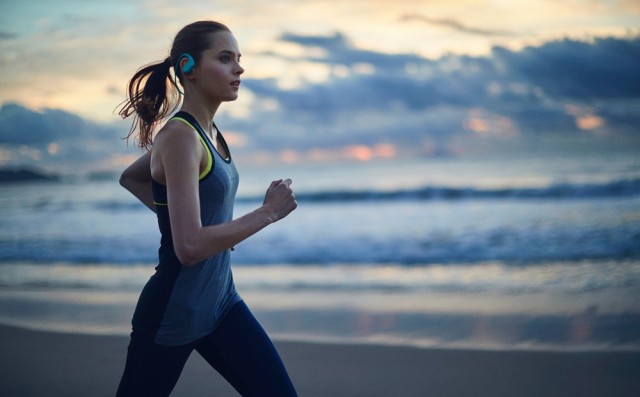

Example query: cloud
[0,31,17,41]
[2,33,639,174]
[492,37,640,100]
[242,32,640,141]
[0,103,85,146]
[0,103,134,174]
[488,37,640,133]
[277,32,426,71]
[401,13,518,37]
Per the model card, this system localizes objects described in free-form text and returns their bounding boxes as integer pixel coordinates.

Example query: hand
[262,179,297,223]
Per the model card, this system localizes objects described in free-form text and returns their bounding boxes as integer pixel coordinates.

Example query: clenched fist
[262,179,297,223]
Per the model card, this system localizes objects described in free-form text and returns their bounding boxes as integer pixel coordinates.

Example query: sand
[1,324,639,397]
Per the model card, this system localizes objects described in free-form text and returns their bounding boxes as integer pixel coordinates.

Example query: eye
[220,55,231,63]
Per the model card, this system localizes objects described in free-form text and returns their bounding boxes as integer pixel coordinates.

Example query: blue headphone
[179,53,196,74]
[174,53,195,95]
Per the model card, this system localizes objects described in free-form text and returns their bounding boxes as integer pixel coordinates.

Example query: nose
[235,63,244,76]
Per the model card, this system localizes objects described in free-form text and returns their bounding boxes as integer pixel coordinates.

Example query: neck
[179,94,220,137]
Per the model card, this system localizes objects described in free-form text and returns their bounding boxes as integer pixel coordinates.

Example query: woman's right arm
[156,124,297,267]
[120,151,156,212]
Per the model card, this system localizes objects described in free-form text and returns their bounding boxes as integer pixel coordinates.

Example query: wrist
[255,205,277,225]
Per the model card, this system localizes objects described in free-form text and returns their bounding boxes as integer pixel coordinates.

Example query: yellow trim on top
[197,134,213,180]
[171,116,193,129]
[170,116,213,180]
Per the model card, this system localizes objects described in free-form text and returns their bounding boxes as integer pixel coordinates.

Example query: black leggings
[116,301,297,396]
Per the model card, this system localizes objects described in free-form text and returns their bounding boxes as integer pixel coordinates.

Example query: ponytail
[118,57,180,149]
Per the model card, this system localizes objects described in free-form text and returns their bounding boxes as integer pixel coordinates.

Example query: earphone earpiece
[173,53,196,95]
[179,53,196,74]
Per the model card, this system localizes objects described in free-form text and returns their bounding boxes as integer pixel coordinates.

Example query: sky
[0,0,639,175]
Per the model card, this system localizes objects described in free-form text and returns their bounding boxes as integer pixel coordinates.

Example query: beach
[1,324,639,397]
[1,155,639,396]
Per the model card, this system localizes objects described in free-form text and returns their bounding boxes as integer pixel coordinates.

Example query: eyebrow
[218,50,241,58]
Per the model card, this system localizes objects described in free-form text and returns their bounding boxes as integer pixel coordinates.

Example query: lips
[231,80,241,87]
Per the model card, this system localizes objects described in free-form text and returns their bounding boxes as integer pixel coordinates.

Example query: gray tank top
[132,111,242,346]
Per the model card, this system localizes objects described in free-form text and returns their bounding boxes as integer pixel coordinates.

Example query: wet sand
[1,324,639,397]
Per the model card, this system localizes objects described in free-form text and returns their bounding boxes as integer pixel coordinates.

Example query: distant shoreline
[0,167,59,183]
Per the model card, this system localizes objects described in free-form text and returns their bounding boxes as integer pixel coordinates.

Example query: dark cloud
[0,31,17,40]
[244,33,640,140]
[401,14,517,37]
[0,103,115,146]
[492,37,640,99]
[278,32,427,71]
[0,103,133,173]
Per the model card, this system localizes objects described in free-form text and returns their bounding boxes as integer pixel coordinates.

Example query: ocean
[1,150,639,350]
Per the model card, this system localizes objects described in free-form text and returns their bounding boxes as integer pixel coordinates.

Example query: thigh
[195,301,298,397]
[116,333,195,397]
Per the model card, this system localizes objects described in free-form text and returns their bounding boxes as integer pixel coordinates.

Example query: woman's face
[189,31,244,103]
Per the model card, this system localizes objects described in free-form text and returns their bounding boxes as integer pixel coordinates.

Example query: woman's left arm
[120,151,156,212]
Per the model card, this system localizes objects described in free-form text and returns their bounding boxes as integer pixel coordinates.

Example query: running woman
[115,20,298,396]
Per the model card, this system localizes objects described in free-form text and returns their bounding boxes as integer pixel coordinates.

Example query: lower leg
[196,301,298,397]
[116,333,194,397]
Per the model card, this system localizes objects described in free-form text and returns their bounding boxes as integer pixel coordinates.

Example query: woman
[116,21,298,396]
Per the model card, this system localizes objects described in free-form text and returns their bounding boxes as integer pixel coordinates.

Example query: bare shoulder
[151,119,201,183]
[153,119,199,151]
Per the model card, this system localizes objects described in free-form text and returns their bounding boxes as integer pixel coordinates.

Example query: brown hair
[118,21,231,148]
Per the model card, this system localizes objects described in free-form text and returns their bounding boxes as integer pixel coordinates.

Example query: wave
[21,178,638,213]
[5,176,638,267]
[2,223,639,266]
[279,178,640,203]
